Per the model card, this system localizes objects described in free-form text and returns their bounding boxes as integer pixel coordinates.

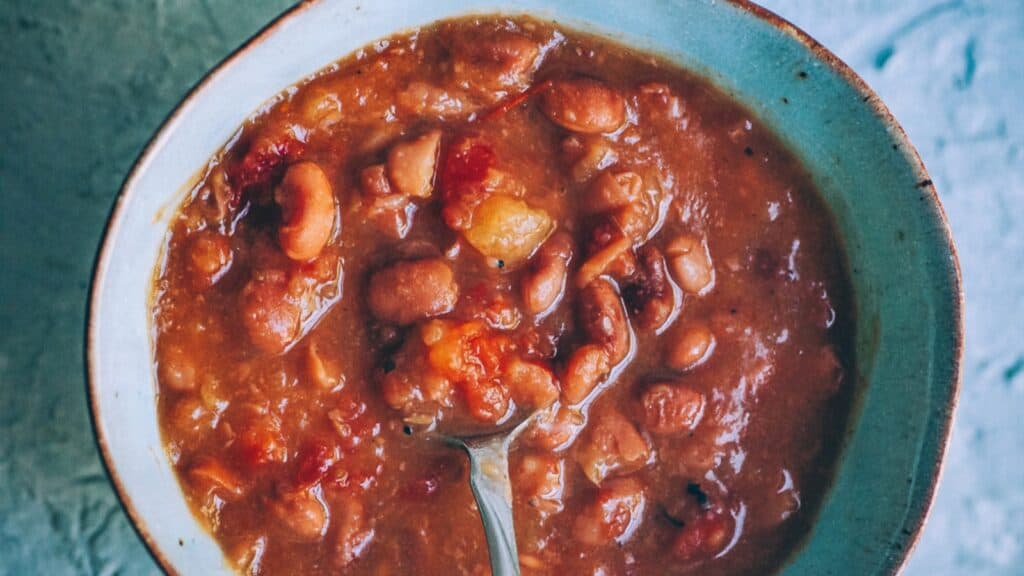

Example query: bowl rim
[85,1,964,574]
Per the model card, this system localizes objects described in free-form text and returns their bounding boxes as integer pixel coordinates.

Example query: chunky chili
[153,15,855,575]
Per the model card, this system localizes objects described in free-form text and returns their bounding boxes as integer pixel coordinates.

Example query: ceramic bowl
[87,0,963,574]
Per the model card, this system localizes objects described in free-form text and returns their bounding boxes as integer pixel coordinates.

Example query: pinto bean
[613,202,654,244]
[297,85,343,129]
[521,232,573,316]
[638,383,705,435]
[462,376,512,423]
[169,396,211,436]
[159,343,197,392]
[270,486,329,541]
[575,409,651,485]
[387,130,442,198]
[575,233,631,289]
[588,171,642,214]
[397,82,468,119]
[666,235,715,295]
[382,367,455,419]
[307,341,344,390]
[563,135,618,182]
[505,358,559,409]
[622,245,676,333]
[276,162,336,261]
[332,498,375,568]
[186,230,233,290]
[367,258,459,325]
[522,404,586,451]
[450,30,542,94]
[189,458,244,498]
[540,77,627,134]
[361,164,415,240]
[235,421,288,468]
[561,345,611,405]
[240,269,301,354]
[573,477,646,546]
[666,323,715,371]
[515,454,565,516]
[579,278,631,364]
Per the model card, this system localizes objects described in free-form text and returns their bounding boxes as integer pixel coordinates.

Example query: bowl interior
[88,1,961,574]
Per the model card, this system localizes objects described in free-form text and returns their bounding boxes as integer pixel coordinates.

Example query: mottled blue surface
[0,1,1020,574]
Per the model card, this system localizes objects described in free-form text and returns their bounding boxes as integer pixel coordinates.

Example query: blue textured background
[0,1,1020,574]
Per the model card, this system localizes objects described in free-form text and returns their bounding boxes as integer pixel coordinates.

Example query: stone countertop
[0,1,1019,574]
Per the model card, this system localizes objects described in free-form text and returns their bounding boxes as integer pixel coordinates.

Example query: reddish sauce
[153,16,855,575]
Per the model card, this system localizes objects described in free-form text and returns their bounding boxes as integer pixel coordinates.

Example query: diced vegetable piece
[440,136,497,230]
[463,195,554,268]
[307,342,344,390]
[425,320,515,423]
[504,358,559,409]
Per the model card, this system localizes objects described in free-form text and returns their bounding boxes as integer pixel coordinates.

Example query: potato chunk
[387,130,442,198]
[463,195,554,267]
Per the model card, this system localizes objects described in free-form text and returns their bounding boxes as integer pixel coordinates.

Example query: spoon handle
[462,437,521,576]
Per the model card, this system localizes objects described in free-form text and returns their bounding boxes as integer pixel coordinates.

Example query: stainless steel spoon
[438,412,541,576]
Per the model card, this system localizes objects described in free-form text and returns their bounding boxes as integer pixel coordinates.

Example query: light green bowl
[88,1,963,574]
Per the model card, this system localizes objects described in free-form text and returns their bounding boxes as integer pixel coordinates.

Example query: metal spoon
[438,412,541,576]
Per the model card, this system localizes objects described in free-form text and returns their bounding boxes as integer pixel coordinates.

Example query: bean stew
[152,15,855,575]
